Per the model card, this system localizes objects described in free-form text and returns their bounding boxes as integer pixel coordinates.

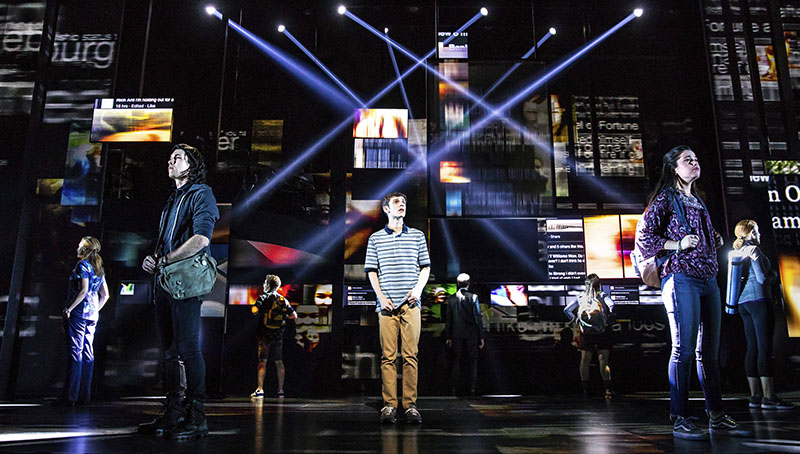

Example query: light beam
[282,28,365,107]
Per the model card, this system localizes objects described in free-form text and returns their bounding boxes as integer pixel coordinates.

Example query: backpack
[632,189,702,288]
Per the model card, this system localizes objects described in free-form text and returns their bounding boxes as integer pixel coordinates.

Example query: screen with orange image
[90,98,174,142]
[583,215,624,279]
[779,254,800,337]
[353,108,408,139]
[228,283,301,306]
[620,214,639,278]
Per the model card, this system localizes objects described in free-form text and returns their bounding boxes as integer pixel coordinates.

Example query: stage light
[282,28,365,106]
[549,27,557,35]
[277,24,285,33]
[387,41,413,118]
[338,5,347,15]
[634,8,643,17]
[344,10,540,144]
[224,20,357,113]
[368,12,638,202]
[205,6,216,15]
[480,7,488,16]
[230,12,483,219]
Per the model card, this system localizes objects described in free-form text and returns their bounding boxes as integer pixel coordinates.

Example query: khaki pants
[379,304,421,408]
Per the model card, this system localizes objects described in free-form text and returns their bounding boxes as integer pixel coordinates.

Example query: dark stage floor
[1,393,799,453]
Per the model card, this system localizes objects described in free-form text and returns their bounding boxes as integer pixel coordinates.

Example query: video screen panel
[620,214,639,278]
[344,283,377,306]
[490,285,527,306]
[90,97,173,142]
[584,215,624,279]
[546,219,586,281]
[353,138,408,169]
[601,284,640,304]
[353,108,408,139]
[228,283,301,306]
[437,31,468,59]
[303,284,333,306]
[780,254,800,337]
[527,284,567,306]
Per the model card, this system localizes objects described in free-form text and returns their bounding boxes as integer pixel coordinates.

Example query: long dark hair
[647,145,698,206]
[173,143,207,185]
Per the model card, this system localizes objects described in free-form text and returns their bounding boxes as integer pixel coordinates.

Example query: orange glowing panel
[583,215,623,279]
[779,254,800,337]
[620,214,639,279]
[439,161,471,183]
[353,108,408,138]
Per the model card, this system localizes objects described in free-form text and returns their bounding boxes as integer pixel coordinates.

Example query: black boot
[138,394,184,436]
[167,399,208,440]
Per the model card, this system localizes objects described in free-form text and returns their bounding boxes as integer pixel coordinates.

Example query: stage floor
[0,393,798,453]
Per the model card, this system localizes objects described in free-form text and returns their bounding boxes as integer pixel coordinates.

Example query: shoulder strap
[668,189,693,234]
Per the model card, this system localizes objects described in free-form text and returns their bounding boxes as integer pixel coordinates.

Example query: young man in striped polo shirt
[365,192,431,425]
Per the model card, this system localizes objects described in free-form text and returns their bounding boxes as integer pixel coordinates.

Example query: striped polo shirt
[364,224,431,312]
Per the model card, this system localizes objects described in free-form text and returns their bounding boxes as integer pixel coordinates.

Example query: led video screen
[353,108,408,139]
[344,283,377,306]
[303,284,333,305]
[490,284,527,306]
[90,97,173,142]
[437,31,468,59]
[780,254,800,337]
[584,215,624,279]
[228,283,301,306]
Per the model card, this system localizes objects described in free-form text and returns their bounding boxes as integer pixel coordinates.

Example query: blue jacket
[736,244,768,304]
[156,183,219,257]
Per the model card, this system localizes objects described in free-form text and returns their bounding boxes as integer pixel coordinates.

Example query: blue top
[157,183,219,257]
[736,244,768,304]
[68,260,105,322]
[364,224,431,312]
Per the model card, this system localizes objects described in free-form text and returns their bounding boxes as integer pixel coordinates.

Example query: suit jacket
[445,290,484,340]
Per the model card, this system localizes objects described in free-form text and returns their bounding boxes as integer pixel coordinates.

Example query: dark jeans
[63,315,96,402]
[662,273,723,417]
[739,299,773,377]
[451,336,479,393]
[155,287,205,400]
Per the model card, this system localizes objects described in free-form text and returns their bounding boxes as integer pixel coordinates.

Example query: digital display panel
[527,284,567,306]
[584,215,623,279]
[546,219,586,281]
[90,97,174,142]
[780,254,800,337]
[490,285,527,306]
[437,31,468,59]
[601,284,640,304]
[228,283,301,305]
[353,138,408,169]
[345,284,377,306]
[303,284,333,305]
[353,108,408,139]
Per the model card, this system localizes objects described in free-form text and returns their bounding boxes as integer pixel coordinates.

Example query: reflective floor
[0,393,799,453]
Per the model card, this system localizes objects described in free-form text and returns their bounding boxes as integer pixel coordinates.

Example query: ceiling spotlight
[205,6,216,15]
[634,8,643,17]
[278,24,285,33]
[384,27,389,34]
[549,27,556,35]
[337,5,346,15]
[480,7,488,16]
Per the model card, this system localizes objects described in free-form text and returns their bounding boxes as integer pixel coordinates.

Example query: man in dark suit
[445,273,484,396]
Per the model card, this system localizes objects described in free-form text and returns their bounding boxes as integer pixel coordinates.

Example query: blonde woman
[564,274,615,398]
[58,236,109,405]
[729,220,793,410]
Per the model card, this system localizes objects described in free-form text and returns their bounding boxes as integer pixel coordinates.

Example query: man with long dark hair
[139,143,219,440]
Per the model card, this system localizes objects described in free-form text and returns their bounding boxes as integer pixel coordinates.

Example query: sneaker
[405,407,422,425]
[672,416,708,440]
[250,389,264,399]
[761,396,794,410]
[277,389,285,398]
[709,413,752,437]
[748,396,762,408]
[379,405,397,424]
